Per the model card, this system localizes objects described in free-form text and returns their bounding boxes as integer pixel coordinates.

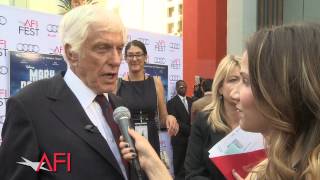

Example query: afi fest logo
[47,24,58,37]
[0,16,7,26]
[16,43,40,53]
[17,152,71,172]
[171,58,181,69]
[0,40,8,56]
[18,19,39,36]
[155,40,166,52]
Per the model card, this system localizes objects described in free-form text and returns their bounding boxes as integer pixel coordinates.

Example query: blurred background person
[116,40,178,156]
[190,78,213,123]
[167,80,192,180]
[185,55,241,180]
[233,22,320,180]
[191,83,203,102]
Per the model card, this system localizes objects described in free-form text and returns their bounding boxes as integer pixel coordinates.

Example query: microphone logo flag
[208,126,266,180]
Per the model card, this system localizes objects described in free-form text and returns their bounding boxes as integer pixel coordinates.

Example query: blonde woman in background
[184,55,241,180]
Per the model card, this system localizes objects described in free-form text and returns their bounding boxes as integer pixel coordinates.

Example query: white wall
[227,0,257,56]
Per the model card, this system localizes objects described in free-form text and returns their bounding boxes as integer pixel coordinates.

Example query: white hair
[59,4,127,62]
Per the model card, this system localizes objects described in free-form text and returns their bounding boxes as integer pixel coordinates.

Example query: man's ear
[64,44,79,67]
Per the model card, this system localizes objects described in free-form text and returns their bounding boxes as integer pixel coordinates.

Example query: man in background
[190,79,213,123]
[0,4,134,180]
[167,80,192,180]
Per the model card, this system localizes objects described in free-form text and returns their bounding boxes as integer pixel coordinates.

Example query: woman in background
[117,40,178,155]
[184,55,241,180]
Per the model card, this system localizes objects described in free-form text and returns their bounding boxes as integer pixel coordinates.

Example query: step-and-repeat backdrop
[0,5,182,174]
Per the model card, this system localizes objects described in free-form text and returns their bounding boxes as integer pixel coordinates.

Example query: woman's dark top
[117,76,160,154]
[185,111,226,180]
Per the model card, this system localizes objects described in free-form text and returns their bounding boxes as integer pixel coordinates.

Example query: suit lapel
[175,95,189,114]
[46,73,124,178]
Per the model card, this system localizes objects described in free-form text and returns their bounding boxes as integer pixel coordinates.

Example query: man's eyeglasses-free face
[125,54,145,60]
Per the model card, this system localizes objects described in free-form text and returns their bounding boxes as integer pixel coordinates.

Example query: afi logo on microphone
[17,152,71,172]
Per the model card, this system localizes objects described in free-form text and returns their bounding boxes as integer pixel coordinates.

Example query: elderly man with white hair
[0,4,138,180]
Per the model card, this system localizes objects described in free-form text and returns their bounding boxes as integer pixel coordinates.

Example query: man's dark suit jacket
[167,95,192,179]
[0,73,132,180]
[167,95,192,144]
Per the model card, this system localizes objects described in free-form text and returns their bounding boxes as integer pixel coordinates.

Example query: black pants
[172,142,188,180]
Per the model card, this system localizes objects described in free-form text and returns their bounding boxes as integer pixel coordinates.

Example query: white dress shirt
[64,69,127,180]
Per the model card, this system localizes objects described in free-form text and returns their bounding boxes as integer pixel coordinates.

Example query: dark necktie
[95,95,129,173]
[95,94,121,145]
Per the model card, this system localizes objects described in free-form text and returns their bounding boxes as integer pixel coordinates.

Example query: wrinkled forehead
[88,24,113,34]
[86,21,126,44]
[88,18,124,33]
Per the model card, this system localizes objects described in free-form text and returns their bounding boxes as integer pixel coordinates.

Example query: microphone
[84,124,99,133]
[113,106,143,180]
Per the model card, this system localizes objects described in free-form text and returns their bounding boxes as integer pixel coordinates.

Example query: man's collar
[64,68,108,108]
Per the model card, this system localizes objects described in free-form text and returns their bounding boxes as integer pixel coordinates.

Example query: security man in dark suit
[167,80,192,180]
[0,4,136,180]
